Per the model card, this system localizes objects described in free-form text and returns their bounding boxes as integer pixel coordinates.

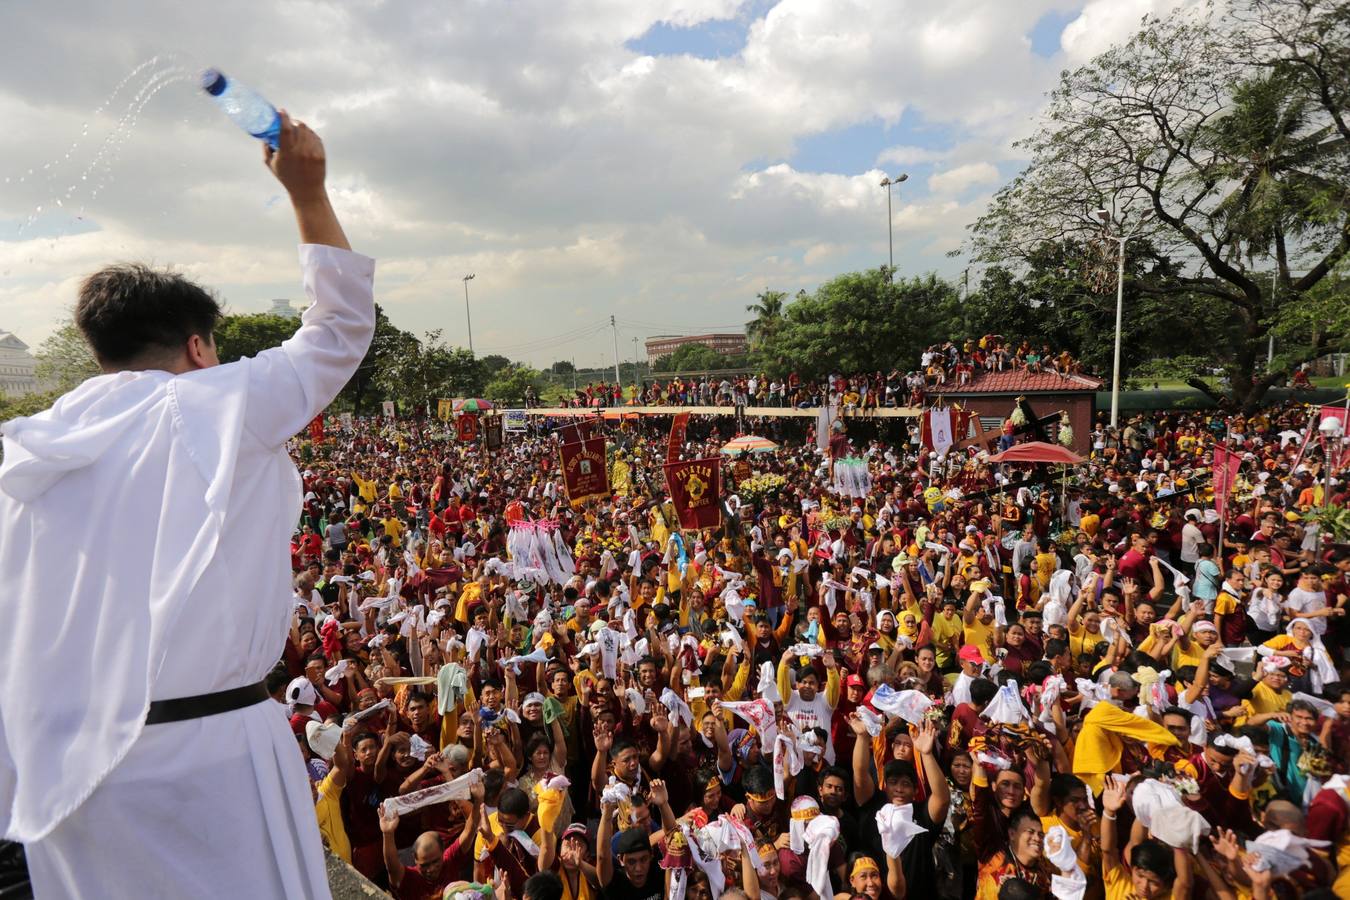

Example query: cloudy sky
[0,0,1185,368]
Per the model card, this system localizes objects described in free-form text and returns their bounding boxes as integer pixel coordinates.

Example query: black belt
[145,680,271,725]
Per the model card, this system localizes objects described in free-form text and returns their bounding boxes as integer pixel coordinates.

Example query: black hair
[523,871,564,900]
[499,787,530,817]
[796,663,821,682]
[1049,773,1086,807]
[1044,638,1068,659]
[742,765,773,796]
[1131,839,1176,880]
[882,759,917,784]
[820,765,850,786]
[1289,699,1319,717]
[480,677,504,693]
[1025,661,1053,684]
[351,732,379,750]
[265,667,292,695]
[405,690,432,708]
[970,679,998,707]
[1161,705,1193,722]
[75,263,223,365]
[483,768,506,799]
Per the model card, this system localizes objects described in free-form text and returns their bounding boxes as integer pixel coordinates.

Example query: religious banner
[436,399,453,422]
[925,407,954,457]
[456,414,479,443]
[381,400,396,419]
[503,409,528,433]
[665,457,722,530]
[555,419,596,445]
[484,417,503,450]
[308,414,324,443]
[1211,444,1244,521]
[559,437,610,506]
[667,411,689,463]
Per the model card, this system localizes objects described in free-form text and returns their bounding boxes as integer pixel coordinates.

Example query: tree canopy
[966,0,1350,409]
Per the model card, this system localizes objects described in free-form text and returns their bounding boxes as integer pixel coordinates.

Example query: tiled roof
[944,369,1103,394]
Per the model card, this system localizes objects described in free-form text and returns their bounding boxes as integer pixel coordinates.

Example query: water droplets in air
[11,55,195,239]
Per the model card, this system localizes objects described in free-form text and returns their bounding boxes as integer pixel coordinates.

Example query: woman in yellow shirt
[1225,660,1292,727]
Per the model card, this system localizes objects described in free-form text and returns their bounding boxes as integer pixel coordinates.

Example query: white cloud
[1060,0,1199,64]
[0,0,1181,367]
[927,162,1001,195]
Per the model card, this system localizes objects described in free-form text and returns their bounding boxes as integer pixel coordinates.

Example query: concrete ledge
[326,851,388,899]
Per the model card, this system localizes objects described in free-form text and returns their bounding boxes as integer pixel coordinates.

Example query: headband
[850,857,880,878]
[745,790,775,804]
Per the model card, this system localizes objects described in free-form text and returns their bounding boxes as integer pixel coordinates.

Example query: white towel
[757,661,781,704]
[876,802,928,856]
[803,813,840,900]
[382,768,483,817]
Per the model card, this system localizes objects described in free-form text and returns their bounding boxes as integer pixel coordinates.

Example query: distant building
[645,333,747,360]
[267,298,301,319]
[0,330,39,397]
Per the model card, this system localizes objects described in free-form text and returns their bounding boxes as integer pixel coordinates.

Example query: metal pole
[886,182,894,280]
[1110,235,1125,428]
[462,275,475,357]
[611,315,621,398]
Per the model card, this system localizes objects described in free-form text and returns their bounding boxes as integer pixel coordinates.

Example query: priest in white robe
[0,113,374,899]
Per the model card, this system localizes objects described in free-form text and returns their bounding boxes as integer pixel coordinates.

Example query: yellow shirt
[1040,814,1099,885]
[1069,625,1107,660]
[931,613,965,667]
[474,810,544,863]
[1080,514,1101,537]
[964,618,996,663]
[1236,681,1291,725]
[315,771,351,863]
[1072,701,1179,795]
[382,516,405,548]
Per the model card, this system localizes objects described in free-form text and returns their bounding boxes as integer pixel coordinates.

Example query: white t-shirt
[1180,523,1204,564]
[785,690,836,763]
[1286,588,1328,635]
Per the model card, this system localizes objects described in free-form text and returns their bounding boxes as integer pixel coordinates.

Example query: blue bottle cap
[200,68,227,96]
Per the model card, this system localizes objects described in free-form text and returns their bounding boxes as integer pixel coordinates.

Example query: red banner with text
[664,457,722,530]
[560,437,610,506]
[667,411,689,464]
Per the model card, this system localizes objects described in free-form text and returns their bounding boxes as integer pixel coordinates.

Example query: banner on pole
[1211,444,1244,521]
[667,411,689,463]
[308,415,325,443]
[381,401,396,419]
[503,409,528,433]
[560,437,610,506]
[456,415,479,442]
[664,457,723,530]
[437,399,453,421]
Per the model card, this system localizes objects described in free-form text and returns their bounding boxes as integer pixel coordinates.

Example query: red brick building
[939,369,1102,455]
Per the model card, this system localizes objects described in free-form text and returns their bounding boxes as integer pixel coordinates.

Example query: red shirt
[395,834,471,900]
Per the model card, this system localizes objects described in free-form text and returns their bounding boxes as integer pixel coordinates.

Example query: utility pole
[879,173,907,282]
[461,274,476,357]
[611,315,621,396]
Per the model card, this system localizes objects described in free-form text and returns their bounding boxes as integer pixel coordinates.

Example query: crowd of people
[555,336,1087,412]
[279,396,1348,900]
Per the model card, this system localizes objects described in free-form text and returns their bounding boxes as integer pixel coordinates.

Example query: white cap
[286,677,318,709]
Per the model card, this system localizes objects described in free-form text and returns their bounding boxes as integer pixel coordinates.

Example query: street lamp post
[1093,207,1148,429]
[461,274,476,357]
[880,173,908,280]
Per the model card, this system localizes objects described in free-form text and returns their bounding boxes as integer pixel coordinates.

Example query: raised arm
[378,806,406,890]
[244,113,374,447]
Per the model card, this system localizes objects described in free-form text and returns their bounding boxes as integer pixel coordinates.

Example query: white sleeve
[244,245,376,447]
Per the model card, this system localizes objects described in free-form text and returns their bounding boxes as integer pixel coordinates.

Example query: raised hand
[648,779,669,808]
[593,723,614,754]
[1102,779,1126,815]
[912,720,938,756]
[378,803,399,834]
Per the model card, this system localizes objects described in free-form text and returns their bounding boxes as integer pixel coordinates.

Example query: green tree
[479,354,511,377]
[213,313,298,364]
[374,329,485,412]
[484,364,542,403]
[654,342,724,372]
[549,360,576,375]
[337,304,415,414]
[745,290,787,349]
[33,320,99,393]
[968,0,1350,410]
[754,269,958,378]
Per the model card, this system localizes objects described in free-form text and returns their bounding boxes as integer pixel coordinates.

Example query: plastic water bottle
[200,68,281,148]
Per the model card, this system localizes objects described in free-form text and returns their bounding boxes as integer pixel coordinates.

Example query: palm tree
[745,290,787,348]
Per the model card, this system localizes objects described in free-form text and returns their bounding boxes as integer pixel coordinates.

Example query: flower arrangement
[740,473,787,502]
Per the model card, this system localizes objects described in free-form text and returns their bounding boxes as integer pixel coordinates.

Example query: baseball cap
[615,828,650,856]
[957,644,984,663]
[563,823,589,844]
[845,674,865,687]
